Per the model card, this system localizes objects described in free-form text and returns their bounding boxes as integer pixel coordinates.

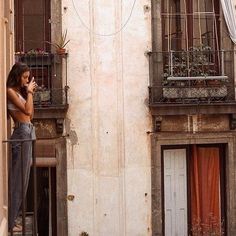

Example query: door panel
[164,149,188,236]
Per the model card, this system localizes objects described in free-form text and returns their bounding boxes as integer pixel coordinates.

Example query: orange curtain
[190,145,221,235]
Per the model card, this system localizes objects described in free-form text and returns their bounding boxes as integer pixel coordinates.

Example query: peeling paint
[65,118,79,145]
[34,120,56,137]
[65,118,79,170]
[69,130,78,145]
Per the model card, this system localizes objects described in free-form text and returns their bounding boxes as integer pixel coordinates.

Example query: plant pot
[56,48,66,55]
[34,90,51,103]
[207,80,221,86]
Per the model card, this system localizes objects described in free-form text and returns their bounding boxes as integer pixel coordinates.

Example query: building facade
[3,0,236,235]
[12,0,152,235]
[150,0,236,235]
[0,0,13,235]
[64,0,152,235]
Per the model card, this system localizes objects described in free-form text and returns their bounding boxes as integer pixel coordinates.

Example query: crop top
[7,92,26,111]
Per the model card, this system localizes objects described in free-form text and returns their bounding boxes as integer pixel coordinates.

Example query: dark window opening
[26,167,57,236]
[161,0,220,51]
[14,0,51,53]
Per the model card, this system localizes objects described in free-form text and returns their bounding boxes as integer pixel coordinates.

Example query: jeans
[8,122,36,229]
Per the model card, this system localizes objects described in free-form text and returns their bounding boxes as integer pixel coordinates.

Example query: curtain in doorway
[190,145,221,235]
[220,0,236,44]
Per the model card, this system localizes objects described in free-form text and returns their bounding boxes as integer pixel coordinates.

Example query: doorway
[26,167,57,236]
[162,144,226,236]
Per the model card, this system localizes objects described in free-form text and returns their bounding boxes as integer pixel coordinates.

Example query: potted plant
[33,85,51,104]
[161,45,228,101]
[47,30,70,54]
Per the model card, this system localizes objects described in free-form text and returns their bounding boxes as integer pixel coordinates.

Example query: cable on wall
[70,0,137,37]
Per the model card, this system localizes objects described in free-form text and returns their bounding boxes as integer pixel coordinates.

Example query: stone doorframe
[151,132,236,236]
[55,137,68,236]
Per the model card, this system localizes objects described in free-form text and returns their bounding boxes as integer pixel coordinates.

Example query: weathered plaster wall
[62,0,152,235]
[160,114,230,132]
[0,0,13,235]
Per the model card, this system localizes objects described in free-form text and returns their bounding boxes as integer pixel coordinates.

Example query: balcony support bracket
[230,114,236,130]
[154,116,162,132]
[56,118,64,134]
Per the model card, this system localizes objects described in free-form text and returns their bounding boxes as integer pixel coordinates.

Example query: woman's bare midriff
[9,110,31,123]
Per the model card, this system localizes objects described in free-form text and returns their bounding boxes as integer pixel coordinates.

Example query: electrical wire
[71,0,137,36]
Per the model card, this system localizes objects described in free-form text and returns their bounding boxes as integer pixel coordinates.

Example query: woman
[7,62,37,232]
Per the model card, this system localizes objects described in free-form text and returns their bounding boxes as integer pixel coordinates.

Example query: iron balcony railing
[15,53,68,108]
[148,50,235,104]
[3,138,37,236]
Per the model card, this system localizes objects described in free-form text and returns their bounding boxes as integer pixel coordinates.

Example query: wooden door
[164,149,188,236]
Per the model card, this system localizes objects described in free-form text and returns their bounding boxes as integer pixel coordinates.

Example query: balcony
[15,52,68,119]
[148,50,236,115]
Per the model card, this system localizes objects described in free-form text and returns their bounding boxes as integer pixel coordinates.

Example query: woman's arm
[25,91,34,116]
[7,79,37,116]
[30,94,34,120]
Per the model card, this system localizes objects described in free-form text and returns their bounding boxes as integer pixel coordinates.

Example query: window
[14,0,51,52]
[14,0,54,106]
[162,0,220,51]
[160,0,222,79]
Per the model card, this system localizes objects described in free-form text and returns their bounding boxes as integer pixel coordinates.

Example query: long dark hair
[7,62,30,99]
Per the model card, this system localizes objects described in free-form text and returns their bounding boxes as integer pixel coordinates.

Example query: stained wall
[62,0,152,235]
